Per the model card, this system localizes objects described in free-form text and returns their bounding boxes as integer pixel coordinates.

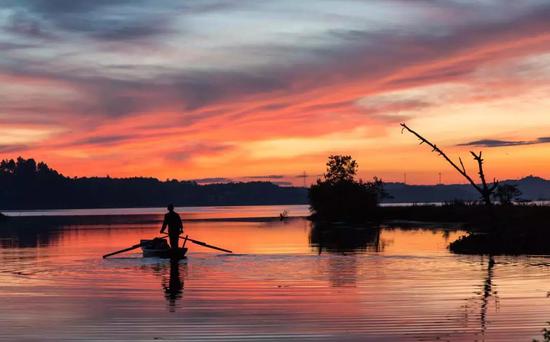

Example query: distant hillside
[0,157,307,210]
[2,157,549,210]
[384,176,550,203]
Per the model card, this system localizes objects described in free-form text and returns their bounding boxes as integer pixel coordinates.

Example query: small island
[307,125,550,256]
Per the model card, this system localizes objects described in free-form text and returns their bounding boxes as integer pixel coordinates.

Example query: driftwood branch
[400,123,497,205]
[400,123,482,193]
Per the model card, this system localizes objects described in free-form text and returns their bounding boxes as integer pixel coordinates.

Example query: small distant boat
[140,238,188,259]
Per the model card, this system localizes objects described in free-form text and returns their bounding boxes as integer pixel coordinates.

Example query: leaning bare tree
[400,123,498,206]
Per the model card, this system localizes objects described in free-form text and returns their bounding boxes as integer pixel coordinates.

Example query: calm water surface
[0,205,549,341]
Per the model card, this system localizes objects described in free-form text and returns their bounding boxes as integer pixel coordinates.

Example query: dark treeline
[0,157,308,210]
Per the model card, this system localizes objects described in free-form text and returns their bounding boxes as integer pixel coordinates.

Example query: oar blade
[162,234,233,253]
[187,238,233,253]
[102,243,142,258]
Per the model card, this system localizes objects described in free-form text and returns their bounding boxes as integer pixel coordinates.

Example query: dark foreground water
[0,205,549,341]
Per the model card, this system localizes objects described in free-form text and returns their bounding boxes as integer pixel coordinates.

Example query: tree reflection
[309,222,383,254]
[309,223,384,288]
[0,218,63,248]
[459,255,499,339]
[480,255,497,335]
[327,255,358,287]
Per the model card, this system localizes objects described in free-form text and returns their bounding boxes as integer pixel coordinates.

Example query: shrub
[309,155,384,222]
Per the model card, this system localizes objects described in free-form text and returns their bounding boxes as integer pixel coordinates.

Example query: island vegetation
[308,155,386,223]
[308,124,550,255]
[399,124,550,254]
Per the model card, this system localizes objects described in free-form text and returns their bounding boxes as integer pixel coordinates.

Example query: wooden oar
[103,238,161,258]
[103,242,144,258]
[104,235,233,258]
[162,234,232,253]
[185,236,233,253]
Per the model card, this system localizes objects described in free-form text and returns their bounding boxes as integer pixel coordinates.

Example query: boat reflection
[163,259,185,311]
[309,223,384,254]
[139,258,187,311]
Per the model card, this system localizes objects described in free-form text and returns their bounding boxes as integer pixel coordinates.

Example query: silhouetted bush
[309,155,385,223]
[449,228,550,255]
[493,183,521,205]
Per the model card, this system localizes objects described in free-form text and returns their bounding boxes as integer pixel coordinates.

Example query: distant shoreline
[3,158,550,211]
[0,214,310,226]
[6,199,549,215]
[0,204,310,225]
[0,204,308,218]
[3,200,550,219]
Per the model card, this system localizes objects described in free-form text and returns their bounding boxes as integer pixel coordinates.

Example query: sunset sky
[2,0,550,185]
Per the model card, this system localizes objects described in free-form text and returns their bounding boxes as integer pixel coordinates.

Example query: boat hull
[142,247,188,259]
[140,238,188,259]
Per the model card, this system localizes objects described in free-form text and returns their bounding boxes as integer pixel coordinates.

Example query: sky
[1,0,550,185]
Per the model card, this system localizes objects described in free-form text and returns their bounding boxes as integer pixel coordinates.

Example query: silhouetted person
[160,204,183,251]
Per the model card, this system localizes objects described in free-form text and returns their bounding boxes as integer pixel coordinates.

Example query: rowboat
[103,235,231,259]
[140,238,188,259]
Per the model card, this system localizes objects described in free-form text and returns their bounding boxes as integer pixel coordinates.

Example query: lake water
[0,205,549,341]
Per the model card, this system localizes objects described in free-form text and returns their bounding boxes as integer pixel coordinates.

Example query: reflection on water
[140,259,187,311]
[0,207,549,341]
[0,220,63,248]
[163,259,185,310]
[309,224,383,287]
[480,256,497,334]
[309,223,383,254]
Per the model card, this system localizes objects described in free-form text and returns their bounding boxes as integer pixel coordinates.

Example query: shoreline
[0,214,309,226]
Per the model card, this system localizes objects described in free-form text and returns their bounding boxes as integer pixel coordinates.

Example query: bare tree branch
[400,123,497,205]
[400,123,482,192]
[459,157,466,174]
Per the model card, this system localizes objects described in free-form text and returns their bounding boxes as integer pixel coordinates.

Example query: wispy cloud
[245,175,285,179]
[273,181,293,186]
[191,177,233,184]
[165,143,234,162]
[0,144,28,153]
[458,137,550,148]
